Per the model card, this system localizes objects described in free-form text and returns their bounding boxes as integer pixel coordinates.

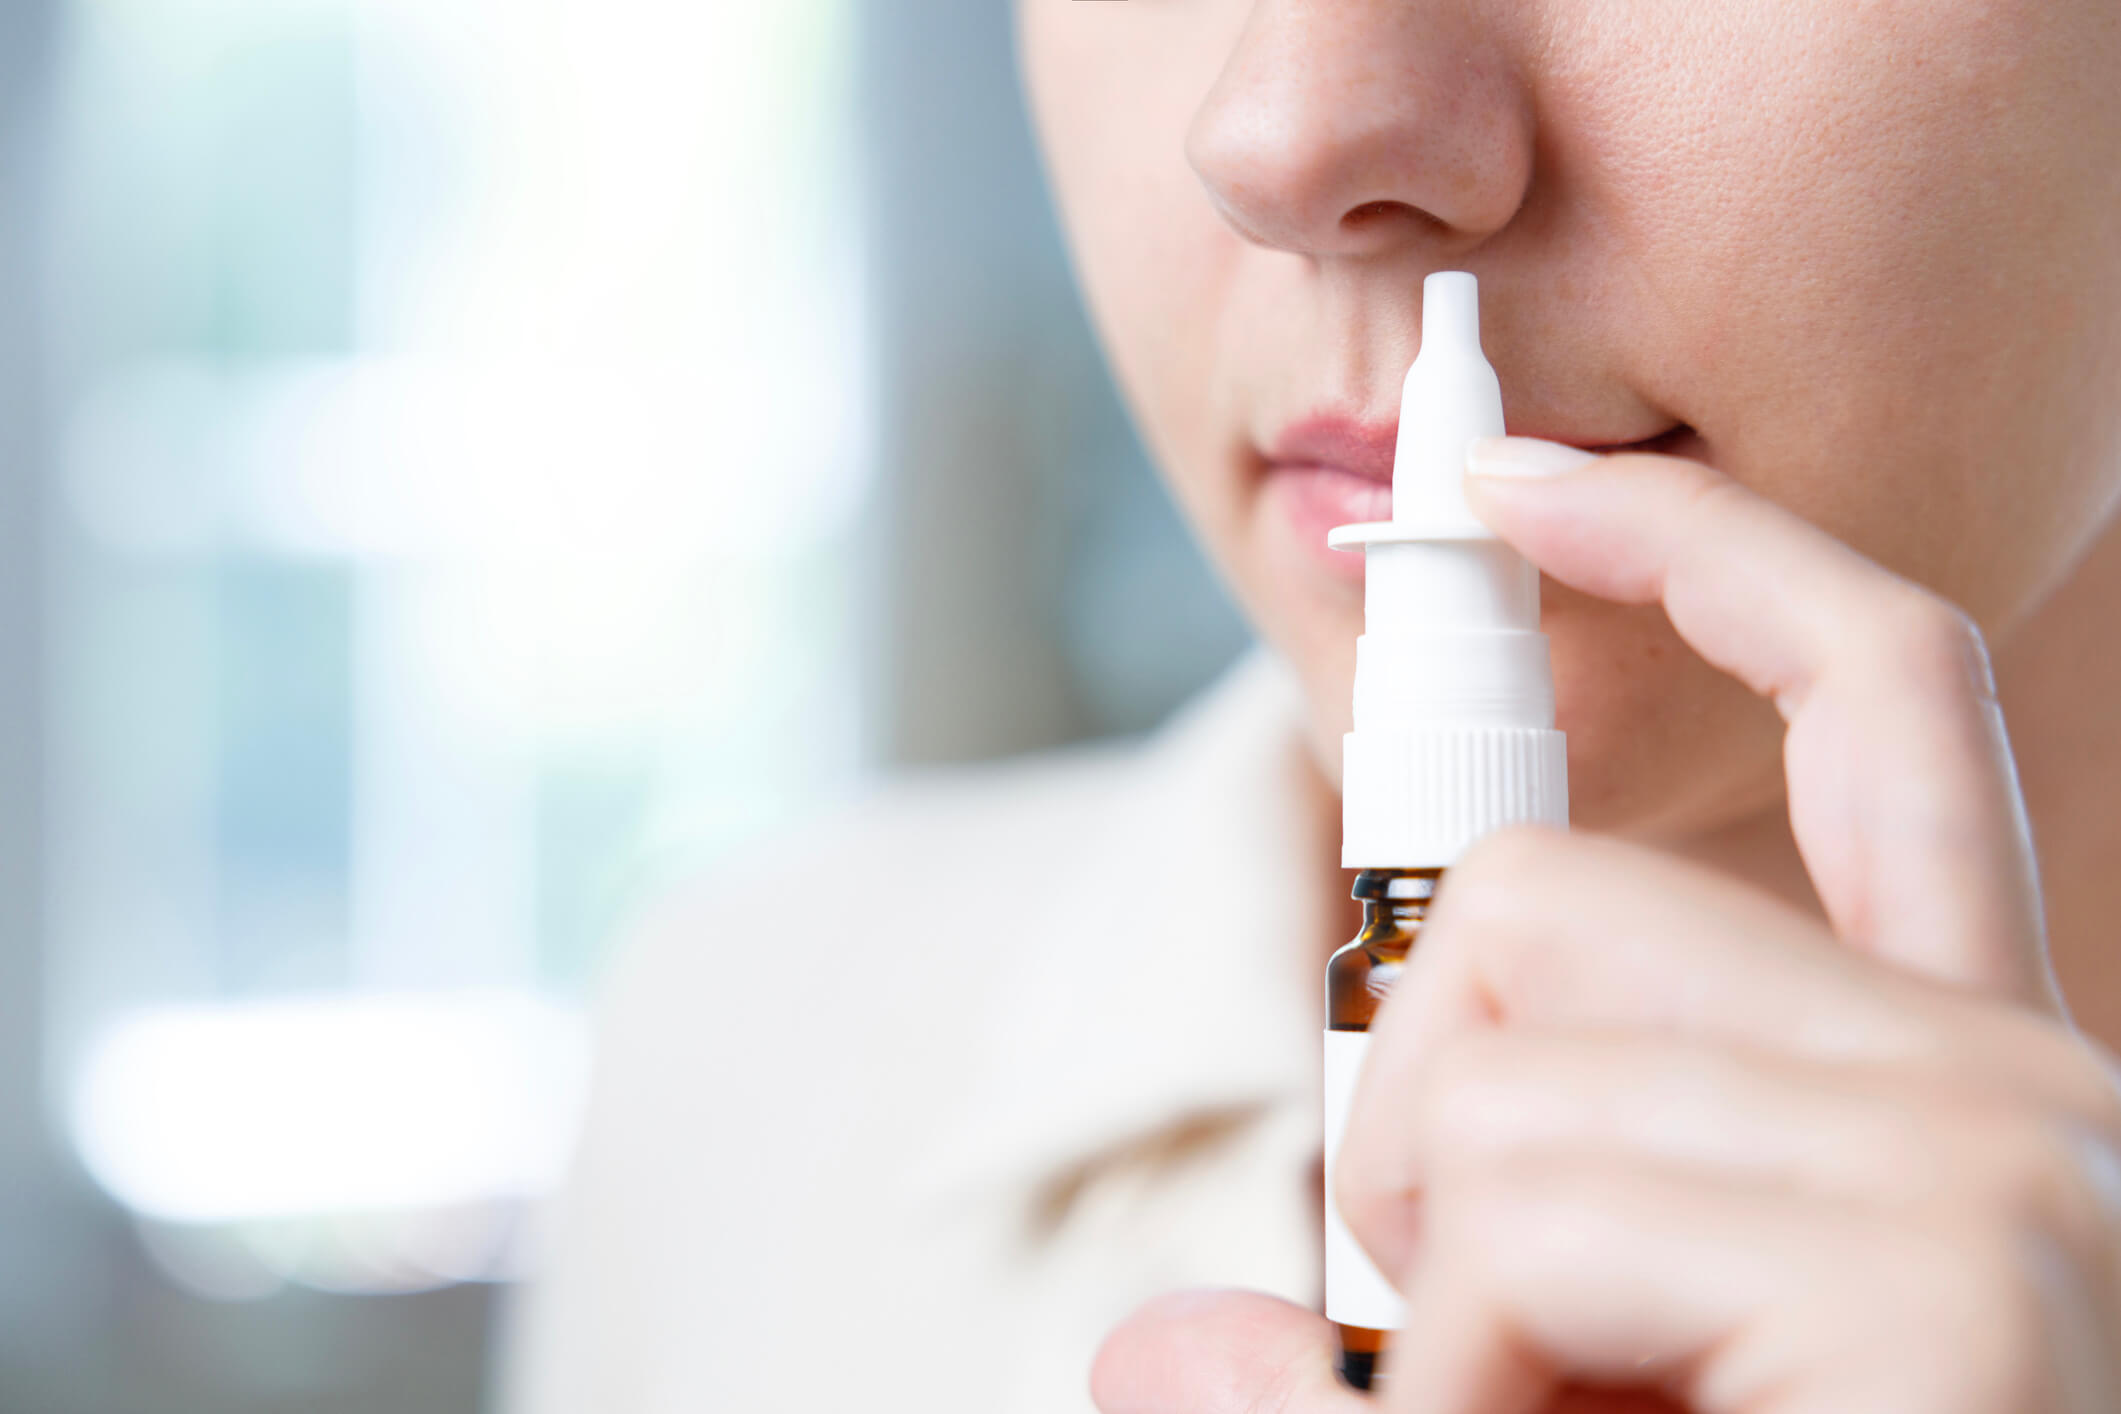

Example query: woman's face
[1016,0,2121,841]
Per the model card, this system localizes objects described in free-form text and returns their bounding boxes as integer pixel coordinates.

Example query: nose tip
[1184,13,1533,261]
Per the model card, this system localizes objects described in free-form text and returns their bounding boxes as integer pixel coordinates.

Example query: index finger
[1464,438,2055,1008]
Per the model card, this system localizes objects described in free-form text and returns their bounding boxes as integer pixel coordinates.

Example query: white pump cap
[1328,272,1568,866]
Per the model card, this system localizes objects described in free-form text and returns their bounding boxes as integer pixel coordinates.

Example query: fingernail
[1466,436,1598,479]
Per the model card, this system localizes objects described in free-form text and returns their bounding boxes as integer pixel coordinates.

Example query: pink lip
[1258,415,1403,584]
[1259,412,1696,583]
[1267,415,1400,485]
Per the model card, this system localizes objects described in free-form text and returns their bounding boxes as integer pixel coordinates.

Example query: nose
[1185,0,1535,261]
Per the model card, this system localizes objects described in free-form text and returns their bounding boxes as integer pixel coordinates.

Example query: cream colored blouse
[502,650,1330,1413]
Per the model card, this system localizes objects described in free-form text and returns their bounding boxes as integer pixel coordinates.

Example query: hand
[1090,440,2121,1414]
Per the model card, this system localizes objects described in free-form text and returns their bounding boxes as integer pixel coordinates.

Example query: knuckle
[1907,1227,2059,1408]
[1329,1139,1379,1225]
[2032,1026,2121,1136]
[1961,1104,2102,1238]
[1413,1033,1518,1156]
[1444,1147,1597,1247]
[1959,1025,2121,1239]
[1929,1106,2121,1390]
[1330,1131,1402,1246]
[1343,1035,1531,1249]
[1420,1152,1520,1256]
[1432,824,1580,990]
[1876,588,1995,701]
[1443,823,1566,913]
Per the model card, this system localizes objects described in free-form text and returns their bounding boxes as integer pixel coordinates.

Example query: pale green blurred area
[0,0,1246,1408]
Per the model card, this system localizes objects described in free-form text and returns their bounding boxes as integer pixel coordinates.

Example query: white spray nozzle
[1330,271,1568,867]
[1329,270,1504,548]
[1419,267,1481,343]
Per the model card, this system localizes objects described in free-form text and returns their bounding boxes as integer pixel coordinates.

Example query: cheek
[1542,591,1787,838]
[1564,0,2121,630]
[1016,0,1252,537]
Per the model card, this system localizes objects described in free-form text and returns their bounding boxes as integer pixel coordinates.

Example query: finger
[1403,1030,1936,1207]
[1340,827,2081,1273]
[1381,1150,2006,1414]
[1464,439,2052,1006]
[1090,1289,1368,1414]
[1377,827,1932,1076]
[1398,1028,2121,1253]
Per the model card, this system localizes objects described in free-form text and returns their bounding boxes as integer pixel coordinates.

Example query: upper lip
[1263,415,1399,482]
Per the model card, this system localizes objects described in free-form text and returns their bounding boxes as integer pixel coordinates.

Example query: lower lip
[1259,463,1392,583]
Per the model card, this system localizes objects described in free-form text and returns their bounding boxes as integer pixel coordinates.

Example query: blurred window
[44,0,862,1294]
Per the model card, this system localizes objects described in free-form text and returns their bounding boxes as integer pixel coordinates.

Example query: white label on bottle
[1323,1028,1404,1330]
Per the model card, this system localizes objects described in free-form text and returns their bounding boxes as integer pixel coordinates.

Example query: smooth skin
[1091,442,2121,1410]
[1012,0,2121,1408]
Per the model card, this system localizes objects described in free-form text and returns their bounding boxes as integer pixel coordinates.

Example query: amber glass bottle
[1323,865,1442,1392]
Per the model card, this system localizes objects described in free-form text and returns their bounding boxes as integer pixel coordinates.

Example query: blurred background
[0,0,1249,1408]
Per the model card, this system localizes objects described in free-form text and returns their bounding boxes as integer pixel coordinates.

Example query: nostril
[1629,423,1698,456]
[1341,199,1443,237]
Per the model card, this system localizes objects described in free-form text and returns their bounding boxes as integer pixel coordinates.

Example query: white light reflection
[71,991,588,1226]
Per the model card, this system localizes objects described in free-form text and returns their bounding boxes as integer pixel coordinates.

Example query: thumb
[1090,1289,1368,1414]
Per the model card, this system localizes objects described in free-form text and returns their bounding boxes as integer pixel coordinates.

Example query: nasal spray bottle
[1322,271,1568,1391]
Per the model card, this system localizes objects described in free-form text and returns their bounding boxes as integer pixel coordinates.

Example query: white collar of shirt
[906,646,1324,1210]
